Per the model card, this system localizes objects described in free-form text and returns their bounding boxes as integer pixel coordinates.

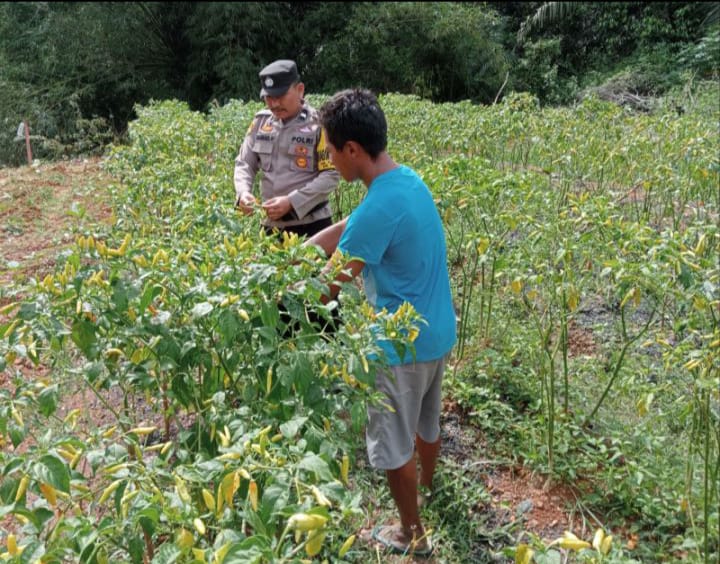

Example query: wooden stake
[23,120,33,165]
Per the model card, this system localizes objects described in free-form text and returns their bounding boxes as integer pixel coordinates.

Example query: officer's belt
[280,201,329,222]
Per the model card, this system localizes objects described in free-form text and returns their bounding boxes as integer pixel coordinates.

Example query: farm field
[1,81,718,563]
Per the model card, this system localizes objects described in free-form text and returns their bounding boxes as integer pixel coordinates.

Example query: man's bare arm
[304,217,349,257]
[320,253,365,304]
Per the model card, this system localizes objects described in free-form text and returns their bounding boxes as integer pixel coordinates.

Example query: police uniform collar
[279,105,309,126]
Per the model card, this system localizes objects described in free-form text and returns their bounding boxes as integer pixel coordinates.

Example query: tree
[310,2,509,103]
[507,2,716,104]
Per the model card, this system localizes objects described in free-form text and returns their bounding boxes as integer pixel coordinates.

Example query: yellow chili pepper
[202,488,215,512]
[248,480,258,511]
[193,517,206,536]
[7,534,18,556]
[98,479,123,504]
[15,475,30,502]
[288,513,327,532]
[305,530,326,557]
[39,483,58,506]
[338,534,356,557]
[341,454,350,485]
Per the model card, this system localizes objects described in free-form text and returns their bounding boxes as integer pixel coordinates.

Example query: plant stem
[274,523,293,558]
[142,527,154,561]
[458,244,480,359]
[585,305,656,425]
[561,288,569,414]
[86,378,122,423]
[483,255,497,340]
[547,349,555,475]
[702,390,710,564]
[478,261,485,342]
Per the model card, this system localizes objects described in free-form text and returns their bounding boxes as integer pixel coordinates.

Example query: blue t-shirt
[338,165,457,365]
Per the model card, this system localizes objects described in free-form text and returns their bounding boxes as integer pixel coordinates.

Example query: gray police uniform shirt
[234,103,339,229]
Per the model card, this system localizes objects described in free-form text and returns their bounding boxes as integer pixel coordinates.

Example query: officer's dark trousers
[266,216,341,338]
[263,217,334,240]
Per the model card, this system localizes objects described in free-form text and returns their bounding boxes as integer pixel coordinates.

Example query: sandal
[372,523,434,557]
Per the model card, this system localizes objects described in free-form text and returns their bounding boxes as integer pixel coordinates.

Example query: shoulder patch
[247,109,272,136]
[245,118,257,136]
[317,128,327,152]
[317,128,334,171]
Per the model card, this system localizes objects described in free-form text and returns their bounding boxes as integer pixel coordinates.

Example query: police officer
[234,59,340,238]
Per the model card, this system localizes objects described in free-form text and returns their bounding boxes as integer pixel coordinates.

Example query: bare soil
[0,157,113,289]
[357,399,577,562]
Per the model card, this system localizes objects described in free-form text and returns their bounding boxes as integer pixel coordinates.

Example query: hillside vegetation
[1,2,718,166]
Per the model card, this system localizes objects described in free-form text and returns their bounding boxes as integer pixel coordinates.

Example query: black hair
[318,88,387,159]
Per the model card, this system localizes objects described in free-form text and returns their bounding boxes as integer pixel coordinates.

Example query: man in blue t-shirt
[306,88,456,557]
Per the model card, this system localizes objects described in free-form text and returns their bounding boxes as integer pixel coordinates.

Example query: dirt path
[1,157,113,387]
[0,157,112,289]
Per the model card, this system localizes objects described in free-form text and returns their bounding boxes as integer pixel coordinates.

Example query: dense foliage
[1,2,717,166]
[1,78,718,561]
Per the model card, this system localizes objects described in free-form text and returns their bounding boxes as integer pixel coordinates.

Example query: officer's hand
[262,196,292,221]
[236,193,257,216]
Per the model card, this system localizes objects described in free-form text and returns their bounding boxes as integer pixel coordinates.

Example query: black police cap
[259,59,299,98]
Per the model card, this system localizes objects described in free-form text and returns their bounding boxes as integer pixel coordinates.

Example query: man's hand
[236,192,257,216]
[320,255,365,305]
[262,196,292,221]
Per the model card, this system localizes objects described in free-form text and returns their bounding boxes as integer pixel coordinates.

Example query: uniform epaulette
[245,109,273,137]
